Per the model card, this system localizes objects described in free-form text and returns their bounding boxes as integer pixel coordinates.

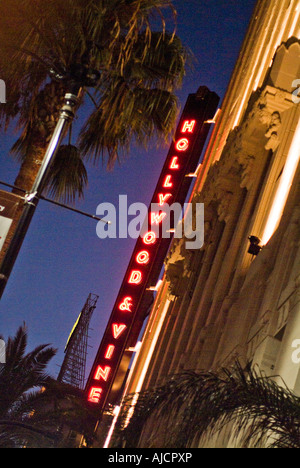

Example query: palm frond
[79,85,178,168]
[122,32,188,89]
[0,326,96,447]
[0,325,57,421]
[77,27,187,165]
[43,144,88,204]
[0,0,187,197]
[4,324,28,372]
[113,362,300,448]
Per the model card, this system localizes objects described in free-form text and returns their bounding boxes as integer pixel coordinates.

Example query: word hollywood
[107,452,193,465]
[96,197,204,250]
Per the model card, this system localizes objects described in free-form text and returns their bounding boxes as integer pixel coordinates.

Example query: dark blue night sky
[0,0,257,379]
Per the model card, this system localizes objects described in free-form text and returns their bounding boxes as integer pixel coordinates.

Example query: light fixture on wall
[248,235,262,256]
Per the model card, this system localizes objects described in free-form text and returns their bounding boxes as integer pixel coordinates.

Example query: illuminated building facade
[117,0,300,448]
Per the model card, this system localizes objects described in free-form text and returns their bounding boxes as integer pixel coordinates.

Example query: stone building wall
[121,0,300,447]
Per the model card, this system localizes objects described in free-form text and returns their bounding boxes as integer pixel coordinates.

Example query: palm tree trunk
[0,148,46,266]
[0,92,81,302]
[13,143,49,195]
[0,81,66,265]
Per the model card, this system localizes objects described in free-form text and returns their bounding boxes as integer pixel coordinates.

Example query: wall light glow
[103,341,142,447]
[262,115,300,245]
[103,405,121,448]
[124,299,171,428]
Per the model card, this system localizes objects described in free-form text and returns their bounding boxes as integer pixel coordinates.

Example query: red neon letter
[182,120,196,133]
[143,231,157,245]
[129,270,142,285]
[151,212,167,225]
[170,156,179,169]
[105,345,115,360]
[112,323,127,340]
[163,175,173,188]
[158,193,172,206]
[88,387,102,404]
[136,250,150,265]
[94,365,111,382]
[176,138,189,152]
[119,297,133,312]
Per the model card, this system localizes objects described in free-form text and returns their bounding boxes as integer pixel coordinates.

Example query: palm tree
[0,325,96,448]
[113,362,300,448]
[0,0,188,292]
[0,0,187,204]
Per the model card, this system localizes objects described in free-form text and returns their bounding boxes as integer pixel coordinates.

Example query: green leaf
[44,145,88,204]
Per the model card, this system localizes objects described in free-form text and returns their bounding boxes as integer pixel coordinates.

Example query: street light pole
[0,90,81,299]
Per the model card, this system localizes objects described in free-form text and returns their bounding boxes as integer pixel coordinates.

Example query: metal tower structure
[58,293,99,390]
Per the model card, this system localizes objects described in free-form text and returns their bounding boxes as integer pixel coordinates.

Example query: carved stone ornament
[264,110,282,151]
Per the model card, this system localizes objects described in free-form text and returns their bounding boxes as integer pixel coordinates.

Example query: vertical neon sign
[86,87,219,409]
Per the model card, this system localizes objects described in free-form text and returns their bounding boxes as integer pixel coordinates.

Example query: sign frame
[85,87,220,411]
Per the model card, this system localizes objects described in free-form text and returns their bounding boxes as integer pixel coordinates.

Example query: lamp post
[0,89,82,298]
[0,60,102,298]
